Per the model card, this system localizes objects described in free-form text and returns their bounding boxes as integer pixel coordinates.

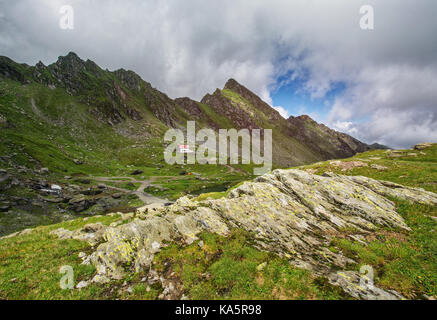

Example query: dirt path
[93,176,172,205]
[225,164,249,176]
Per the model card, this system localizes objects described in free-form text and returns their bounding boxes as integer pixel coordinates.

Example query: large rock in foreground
[52,169,437,299]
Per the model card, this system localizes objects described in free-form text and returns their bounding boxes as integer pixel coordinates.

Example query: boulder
[81,189,103,196]
[414,143,434,150]
[53,169,437,299]
[330,161,368,171]
[68,195,94,212]
[327,271,404,300]
[50,223,106,246]
[370,164,388,171]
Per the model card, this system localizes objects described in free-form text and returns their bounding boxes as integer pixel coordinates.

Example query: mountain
[0,52,370,168]
[1,53,436,301]
[286,115,370,159]
[369,142,390,150]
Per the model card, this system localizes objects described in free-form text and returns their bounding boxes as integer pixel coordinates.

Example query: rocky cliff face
[287,115,370,159]
[51,169,437,299]
[223,78,283,122]
[0,53,372,166]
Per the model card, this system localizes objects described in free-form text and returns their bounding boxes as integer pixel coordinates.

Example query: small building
[178,145,194,153]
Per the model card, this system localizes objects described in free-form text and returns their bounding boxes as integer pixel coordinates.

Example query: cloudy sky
[1,0,436,148]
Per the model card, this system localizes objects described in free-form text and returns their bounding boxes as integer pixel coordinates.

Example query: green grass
[0,215,123,300]
[0,223,345,300]
[298,145,437,193]
[296,144,437,298]
[153,230,347,300]
[330,199,437,299]
[1,77,436,300]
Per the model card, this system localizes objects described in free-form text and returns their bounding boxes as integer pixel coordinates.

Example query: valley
[0,53,435,301]
[0,52,375,236]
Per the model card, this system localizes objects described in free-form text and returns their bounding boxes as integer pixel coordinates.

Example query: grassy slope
[299,146,437,298]
[221,88,321,166]
[0,79,256,210]
[0,145,435,300]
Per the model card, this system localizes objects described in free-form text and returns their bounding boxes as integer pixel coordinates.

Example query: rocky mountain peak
[114,68,145,92]
[57,51,83,64]
[291,115,318,125]
[296,115,313,121]
[54,52,87,75]
[35,61,46,69]
[224,78,245,91]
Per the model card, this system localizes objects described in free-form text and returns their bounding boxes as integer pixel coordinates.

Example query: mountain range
[0,52,377,168]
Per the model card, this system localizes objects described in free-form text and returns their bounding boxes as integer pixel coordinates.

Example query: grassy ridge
[299,145,437,298]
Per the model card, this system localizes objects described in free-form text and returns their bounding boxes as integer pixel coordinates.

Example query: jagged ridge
[0,52,372,167]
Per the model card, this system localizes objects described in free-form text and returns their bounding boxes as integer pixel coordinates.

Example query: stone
[51,223,106,246]
[81,189,102,196]
[40,168,49,174]
[0,205,11,212]
[92,274,110,284]
[131,170,143,175]
[327,271,404,300]
[68,195,94,212]
[55,169,437,300]
[76,281,89,289]
[257,262,267,271]
[414,143,434,150]
[331,161,368,171]
[112,193,123,199]
[51,184,62,191]
[0,114,7,126]
[73,159,83,165]
[370,164,388,171]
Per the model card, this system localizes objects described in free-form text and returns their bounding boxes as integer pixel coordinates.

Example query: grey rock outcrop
[51,169,437,299]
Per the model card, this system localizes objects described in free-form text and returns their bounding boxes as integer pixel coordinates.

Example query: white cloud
[332,121,358,135]
[273,106,290,119]
[0,0,436,147]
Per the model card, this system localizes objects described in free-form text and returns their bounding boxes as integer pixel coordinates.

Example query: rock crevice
[51,169,437,299]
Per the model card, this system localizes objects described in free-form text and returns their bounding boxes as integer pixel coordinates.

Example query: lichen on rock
[51,169,437,299]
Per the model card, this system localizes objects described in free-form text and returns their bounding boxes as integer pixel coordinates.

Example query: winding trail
[93,176,175,205]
